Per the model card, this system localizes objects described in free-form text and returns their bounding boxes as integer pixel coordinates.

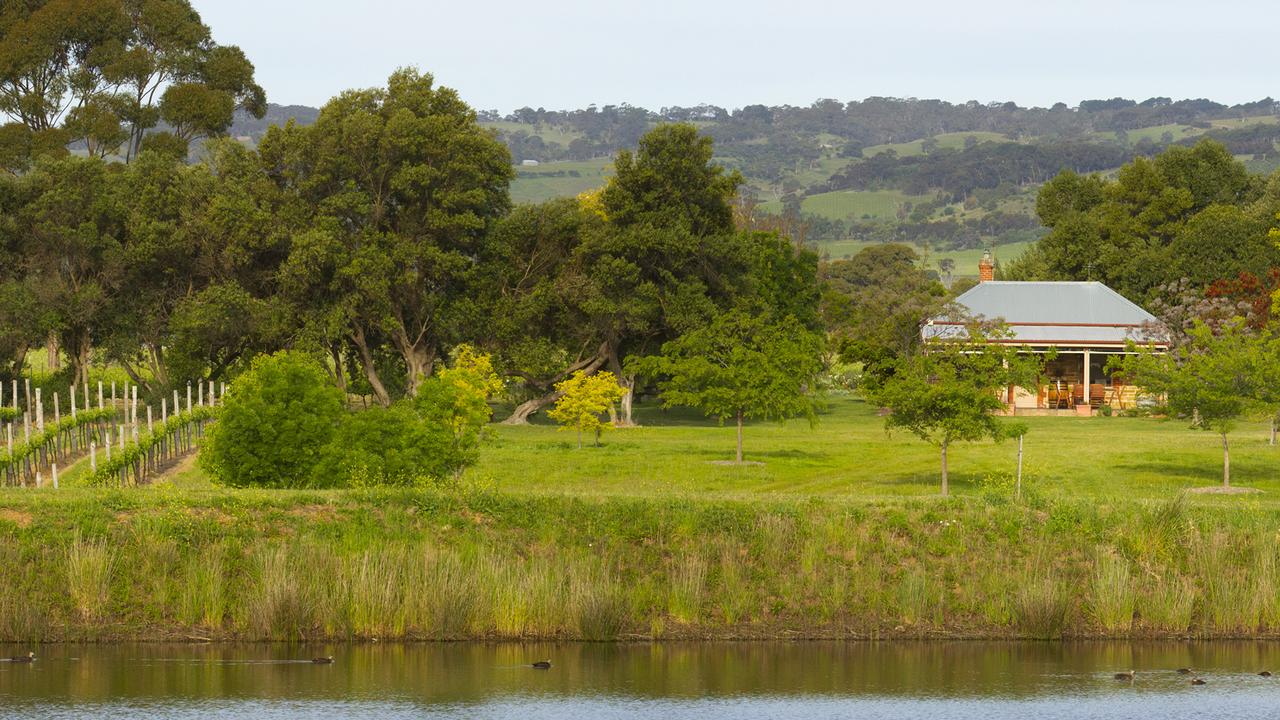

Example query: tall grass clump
[1139,575,1196,632]
[1015,576,1071,639]
[178,546,227,629]
[667,552,706,624]
[571,566,629,641]
[64,535,115,622]
[243,544,312,639]
[1089,550,1136,633]
[417,548,477,638]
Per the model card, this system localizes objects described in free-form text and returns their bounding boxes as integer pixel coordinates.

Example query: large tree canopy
[0,0,264,164]
[273,68,514,404]
[1007,140,1280,302]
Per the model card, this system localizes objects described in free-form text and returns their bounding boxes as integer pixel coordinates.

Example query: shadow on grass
[1113,459,1249,484]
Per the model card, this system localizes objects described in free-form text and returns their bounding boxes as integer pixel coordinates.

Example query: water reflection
[2,641,1279,719]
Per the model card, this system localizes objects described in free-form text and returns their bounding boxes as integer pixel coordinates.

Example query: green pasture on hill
[508,158,613,204]
[814,238,1034,268]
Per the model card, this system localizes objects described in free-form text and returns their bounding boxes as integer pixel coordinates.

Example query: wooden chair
[1090,383,1106,408]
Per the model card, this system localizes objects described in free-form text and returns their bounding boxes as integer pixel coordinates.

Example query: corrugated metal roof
[923,281,1165,346]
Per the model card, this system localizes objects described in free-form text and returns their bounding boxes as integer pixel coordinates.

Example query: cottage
[922,251,1167,415]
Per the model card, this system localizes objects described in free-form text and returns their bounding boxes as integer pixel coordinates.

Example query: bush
[200,351,344,488]
[311,346,499,487]
[312,402,458,487]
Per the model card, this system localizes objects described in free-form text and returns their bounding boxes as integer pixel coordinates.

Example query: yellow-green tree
[548,370,624,448]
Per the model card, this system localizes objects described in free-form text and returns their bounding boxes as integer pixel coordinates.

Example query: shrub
[312,402,458,487]
[312,346,500,487]
[200,351,344,488]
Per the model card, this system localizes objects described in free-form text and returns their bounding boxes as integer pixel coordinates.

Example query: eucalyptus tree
[0,0,265,162]
[273,68,514,405]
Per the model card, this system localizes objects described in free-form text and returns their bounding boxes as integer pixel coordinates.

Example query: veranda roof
[922,281,1166,346]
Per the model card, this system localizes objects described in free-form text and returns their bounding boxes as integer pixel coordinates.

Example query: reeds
[4,489,1280,641]
[1089,550,1136,633]
[64,535,114,622]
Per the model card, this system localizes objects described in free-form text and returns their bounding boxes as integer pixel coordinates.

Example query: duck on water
[2,652,34,663]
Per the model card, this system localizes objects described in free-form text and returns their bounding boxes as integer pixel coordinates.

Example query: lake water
[2,641,1279,719]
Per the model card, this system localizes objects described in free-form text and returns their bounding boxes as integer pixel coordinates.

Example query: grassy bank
[3,485,1280,642]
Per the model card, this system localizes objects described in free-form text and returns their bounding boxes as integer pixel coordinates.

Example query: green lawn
[509,158,613,204]
[139,395,1278,507]
[471,397,1279,505]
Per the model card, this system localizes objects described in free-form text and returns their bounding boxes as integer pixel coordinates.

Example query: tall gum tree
[274,68,513,404]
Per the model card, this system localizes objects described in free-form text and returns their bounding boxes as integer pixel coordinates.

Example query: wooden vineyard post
[51,463,57,489]
[198,381,203,407]
[90,442,97,472]
[23,378,30,416]
[53,391,60,424]
[98,382,104,411]
[186,383,192,413]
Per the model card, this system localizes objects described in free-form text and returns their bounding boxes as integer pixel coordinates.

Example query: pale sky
[193,0,1278,112]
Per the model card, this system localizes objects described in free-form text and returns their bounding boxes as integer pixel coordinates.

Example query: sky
[193,0,1278,112]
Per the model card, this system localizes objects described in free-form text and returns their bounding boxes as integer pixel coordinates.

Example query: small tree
[632,311,824,463]
[869,324,1038,495]
[1118,320,1263,487]
[548,370,624,447]
[201,351,345,488]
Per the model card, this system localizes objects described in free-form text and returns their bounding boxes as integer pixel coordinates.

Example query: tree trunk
[576,425,582,449]
[940,441,949,496]
[501,346,610,425]
[329,342,347,394]
[45,332,59,371]
[1222,432,1230,487]
[617,375,636,427]
[65,329,92,389]
[391,328,435,397]
[1271,417,1276,447]
[736,410,744,463]
[605,349,637,427]
[350,328,391,407]
[503,390,560,425]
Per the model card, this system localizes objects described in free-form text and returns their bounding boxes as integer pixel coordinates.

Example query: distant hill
[228,98,1280,271]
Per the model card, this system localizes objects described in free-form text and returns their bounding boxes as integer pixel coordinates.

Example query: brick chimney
[978,249,995,282]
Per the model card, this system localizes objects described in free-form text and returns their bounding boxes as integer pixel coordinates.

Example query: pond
[2,641,1278,718]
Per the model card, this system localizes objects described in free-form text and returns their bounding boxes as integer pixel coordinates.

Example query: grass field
[759,189,934,221]
[482,121,585,147]
[5,398,1280,642]
[508,158,613,204]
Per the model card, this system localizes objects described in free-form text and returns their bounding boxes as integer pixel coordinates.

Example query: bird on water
[4,652,35,663]
[1260,671,1272,677]
[1190,677,1207,685]
[531,660,551,669]
[1113,670,1135,681]
[312,656,334,664]
[1177,668,1192,675]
